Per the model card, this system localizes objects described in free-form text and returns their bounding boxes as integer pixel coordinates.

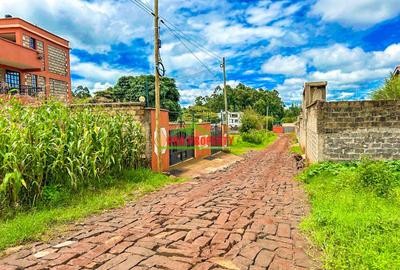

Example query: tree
[371,73,400,100]
[96,75,181,114]
[239,109,264,133]
[73,85,91,99]
[282,103,301,123]
[198,83,285,120]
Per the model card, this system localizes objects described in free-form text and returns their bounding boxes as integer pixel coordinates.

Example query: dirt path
[0,135,316,270]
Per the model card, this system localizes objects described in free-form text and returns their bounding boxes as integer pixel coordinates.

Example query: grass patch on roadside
[299,161,400,269]
[290,145,302,155]
[229,132,277,155]
[0,169,184,252]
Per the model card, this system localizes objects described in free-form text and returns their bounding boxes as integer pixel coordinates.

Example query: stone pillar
[303,81,327,108]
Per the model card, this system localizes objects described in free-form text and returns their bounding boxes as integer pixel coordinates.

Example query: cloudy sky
[1,0,399,105]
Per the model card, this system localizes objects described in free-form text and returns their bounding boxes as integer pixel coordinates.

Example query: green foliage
[300,161,400,269]
[94,75,181,114]
[0,170,27,207]
[241,130,267,145]
[73,85,91,99]
[282,104,301,123]
[239,109,264,132]
[0,168,183,251]
[0,101,145,210]
[181,105,220,123]
[371,73,400,100]
[357,159,400,197]
[229,132,277,155]
[290,145,302,155]
[195,83,285,119]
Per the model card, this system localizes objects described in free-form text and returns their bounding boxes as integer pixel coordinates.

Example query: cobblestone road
[0,135,316,270]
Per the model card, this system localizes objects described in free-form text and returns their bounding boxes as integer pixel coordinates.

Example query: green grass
[300,162,400,269]
[229,132,277,155]
[0,169,184,252]
[290,145,303,155]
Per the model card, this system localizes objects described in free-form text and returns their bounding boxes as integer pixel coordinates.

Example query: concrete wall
[320,100,400,161]
[298,91,400,162]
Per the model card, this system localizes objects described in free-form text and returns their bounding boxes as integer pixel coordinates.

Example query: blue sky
[2,0,400,106]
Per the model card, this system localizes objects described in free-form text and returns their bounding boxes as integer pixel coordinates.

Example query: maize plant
[0,100,145,209]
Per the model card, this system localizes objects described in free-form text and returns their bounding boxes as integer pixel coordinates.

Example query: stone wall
[298,95,400,162]
[48,45,68,76]
[49,79,68,101]
[320,100,400,161]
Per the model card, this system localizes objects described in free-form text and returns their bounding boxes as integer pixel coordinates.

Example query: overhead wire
[131,0,221,61]
[126,0,221,83]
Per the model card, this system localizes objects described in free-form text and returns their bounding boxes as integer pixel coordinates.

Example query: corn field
[0,101,145,208]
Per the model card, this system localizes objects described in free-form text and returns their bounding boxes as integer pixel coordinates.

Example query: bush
[357,159,399,197]
[241,130,269,145]
[0,101,145,209]
[240,109,263,133]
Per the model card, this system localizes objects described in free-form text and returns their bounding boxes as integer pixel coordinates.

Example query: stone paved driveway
[0,135,316,270]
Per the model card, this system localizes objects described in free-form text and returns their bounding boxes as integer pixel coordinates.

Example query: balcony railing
[0,83,43,97]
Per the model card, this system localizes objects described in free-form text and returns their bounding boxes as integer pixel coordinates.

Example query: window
[5,71,20,88]
[31,75,37,88]
[29,37,36,49]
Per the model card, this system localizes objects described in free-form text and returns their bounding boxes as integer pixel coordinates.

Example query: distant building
[0,16,71,101]
[220,111,243,130]
[395,65,400,76]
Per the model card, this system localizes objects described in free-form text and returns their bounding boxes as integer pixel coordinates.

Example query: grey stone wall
[50,79,68,101]
[320,100,400,161]
[48,45,68,76]
[299,99,400,162]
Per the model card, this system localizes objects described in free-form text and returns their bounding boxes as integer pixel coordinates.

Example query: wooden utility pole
[154,0,162,172]
[222,57,229,145]
[266,105,269,131]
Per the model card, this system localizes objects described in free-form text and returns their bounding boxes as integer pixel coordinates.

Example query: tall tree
[73,85,91,99]
[371,73,400,100]
[95,75,181,113]
[199,83,285,119]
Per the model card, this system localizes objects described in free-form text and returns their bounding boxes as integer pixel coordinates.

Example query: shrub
[357,159,399,197]
[239,109,263,133]
[241,130,268,145]
[0,101,145,209]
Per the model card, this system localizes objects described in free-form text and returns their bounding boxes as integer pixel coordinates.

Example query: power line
[126,0,221,79]
[129,0,221,61]
[127,0,154,15]
[160,18,220,61]
[162,22,218,77]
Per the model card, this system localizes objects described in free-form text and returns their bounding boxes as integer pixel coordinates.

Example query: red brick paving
[0,135,317,270]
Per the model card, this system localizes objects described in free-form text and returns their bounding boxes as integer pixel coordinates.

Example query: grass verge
[229,132,277,155]
[290,145,302,155]
[299,161,400,269]
[0,169,184,252]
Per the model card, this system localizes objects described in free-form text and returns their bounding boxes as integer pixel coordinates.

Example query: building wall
[298,99,400,162]
[0,18,71,101]
[321,100,400,161]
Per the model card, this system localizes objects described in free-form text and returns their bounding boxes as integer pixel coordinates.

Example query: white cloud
[0,0,151,52]
[311,0,400,28]
[275,78,305,102]
[247,1,303,26]
[262,55,307,76]
[204,21,284,45]
[70,55,135,91]
[303,43,400,73]
[309,68,391,85]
